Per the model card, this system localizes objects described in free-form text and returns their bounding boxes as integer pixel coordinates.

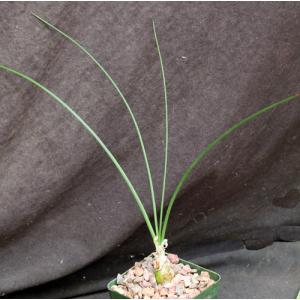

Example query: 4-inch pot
[107,258,221,299]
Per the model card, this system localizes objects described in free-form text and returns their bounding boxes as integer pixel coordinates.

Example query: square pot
[107,258,221,299]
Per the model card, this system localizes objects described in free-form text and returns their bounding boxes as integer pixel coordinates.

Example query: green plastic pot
[107,258,221,299]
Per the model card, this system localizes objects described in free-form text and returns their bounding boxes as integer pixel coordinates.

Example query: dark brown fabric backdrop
[0,2,299,298]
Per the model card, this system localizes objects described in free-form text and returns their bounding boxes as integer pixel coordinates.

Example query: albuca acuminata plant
[0,14,299,284]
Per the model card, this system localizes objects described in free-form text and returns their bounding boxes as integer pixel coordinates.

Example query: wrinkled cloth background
[0,2,300,298]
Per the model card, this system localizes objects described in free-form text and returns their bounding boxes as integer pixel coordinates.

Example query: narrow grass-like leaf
[152,21,169,242]
[297,289,300,299]
[32,13,159,237]
[161,94,300,239]
[0,64,156,240]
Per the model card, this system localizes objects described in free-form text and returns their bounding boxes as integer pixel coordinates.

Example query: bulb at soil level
[153,237,175,284]
[154,263,174,284]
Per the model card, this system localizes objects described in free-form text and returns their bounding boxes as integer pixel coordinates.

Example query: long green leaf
[0,64,156,239]
[32,13,159,237]
[297,289,300,299]
[161,94,300,240]
[152,21,169,242]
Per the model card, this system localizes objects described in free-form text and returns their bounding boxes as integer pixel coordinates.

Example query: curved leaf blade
[0,64,156,239]
[161,94,300,239]
[32,13,159,237]
[152,20,169,242]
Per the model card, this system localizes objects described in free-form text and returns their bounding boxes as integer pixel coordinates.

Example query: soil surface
[111,253,215,299]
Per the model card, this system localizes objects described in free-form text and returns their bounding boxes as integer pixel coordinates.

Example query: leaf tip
[31,12,44,23]
[152,19,156,30]
[31,11,38,18]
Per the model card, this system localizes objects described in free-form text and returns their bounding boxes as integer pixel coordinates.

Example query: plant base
[107,256,221,299]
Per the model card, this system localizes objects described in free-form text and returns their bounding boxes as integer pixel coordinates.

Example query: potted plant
[0,15,299,299]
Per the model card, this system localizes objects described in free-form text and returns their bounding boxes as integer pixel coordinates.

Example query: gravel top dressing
[111,253,215,299]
